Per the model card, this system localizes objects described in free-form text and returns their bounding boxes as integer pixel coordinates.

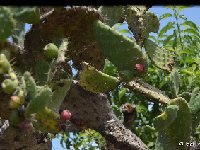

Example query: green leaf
[183,28,200,38]
[148,35,157,42]
[181,21,199,31]
[119,88,127,100]
[179,15,187,20]
[103,59,118,77]
[177,6,191,12]
[172,30,177,49]
[158,22,175,38]
[163,34,174,46]
[159,13,172,20]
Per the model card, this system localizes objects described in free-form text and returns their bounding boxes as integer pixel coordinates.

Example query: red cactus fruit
[135,64,145,72]
[60,110,71,122]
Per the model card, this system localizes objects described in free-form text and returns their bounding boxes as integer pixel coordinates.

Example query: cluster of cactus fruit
[1,6,200,150]
[0,41,72,133]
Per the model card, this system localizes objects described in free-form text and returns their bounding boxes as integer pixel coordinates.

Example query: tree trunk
[0,124,51,150]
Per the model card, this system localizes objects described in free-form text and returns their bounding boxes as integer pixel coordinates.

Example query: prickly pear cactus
[48,78,72,113]
[93,20,147,74]
[35,60,50,84]
[125,6,159,45]
[0,7,16,41]
[9,110,22,127]
[189,87,200,114]
[25,86,52,118]
[79,62,120,93]
[1,73,18,94]
[154,97,192,150]
[33,107,60,134]
[11,7,40,24]
[170,68,180,97]
[0,53,11,74]
[144,39,173,72]
[98,6,125,26]
[43,43,59,60]
[23,71,36,100]
[154,105,178,130]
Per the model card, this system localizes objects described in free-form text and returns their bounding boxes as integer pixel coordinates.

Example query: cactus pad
[0,54,11,74]
[23,71,36,100]
[25,86,52,117]
[93,20,147,73]
[126,6,159,45]
[154,97,192,150]
[34,107,60,134]
[170,69,180,97]
[1,78,18,94]
[79,62,120,93]
[48,78,72,113]
[98,6,125,26]
[144,39,173,72]
[189,87,200,114]
[12,7,40,24]
[0,7,16,41]
[154,105,178,130]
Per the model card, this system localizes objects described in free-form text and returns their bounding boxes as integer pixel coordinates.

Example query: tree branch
[126,79,170,104]
[60,80,149,150]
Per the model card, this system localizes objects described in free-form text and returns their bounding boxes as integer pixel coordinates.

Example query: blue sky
[28,6,200,150]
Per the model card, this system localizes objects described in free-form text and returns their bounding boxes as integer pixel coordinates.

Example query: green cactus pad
[154,105,178,130]
[1,78,18,94]
[155,97,192,150]
[9,110,21,127]
[98,6,125,26]
[0,54,11,74]
[12,7,40,24]
[34,107,60,134]
[125,6,159,45]
[23,71,36,100]
[155,131,176,150]
[189,87,200,114]
[170,69,180,97]
[144,39,173,72]
[35,60,50,84]
[25,86,52,117]
[93,20,147,73]
[79,62,120,93]
[0,7,16,41]
[48,79,72,113]
[43,43,59,60]
[144,11,160,34]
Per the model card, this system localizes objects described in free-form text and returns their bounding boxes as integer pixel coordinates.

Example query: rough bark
[60,81,149,150]
[0,124,51,150]
[127,79,170,104]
